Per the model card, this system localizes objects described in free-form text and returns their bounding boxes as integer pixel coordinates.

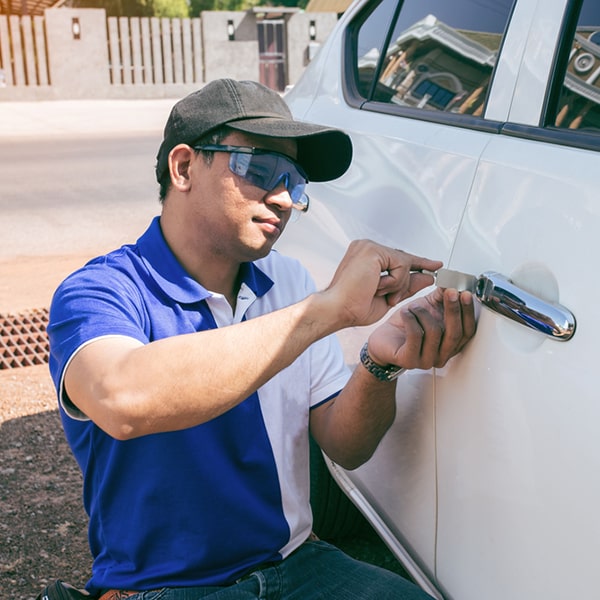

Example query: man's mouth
[253,216,282,233]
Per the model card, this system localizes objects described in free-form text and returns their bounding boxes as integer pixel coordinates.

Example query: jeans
[126,540,434,599]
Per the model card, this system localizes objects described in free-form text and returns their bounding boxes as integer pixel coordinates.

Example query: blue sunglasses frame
[194,144,310,213]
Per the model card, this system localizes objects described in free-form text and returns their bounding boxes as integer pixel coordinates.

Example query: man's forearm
[66,291,343,439]
[310,363,397,470]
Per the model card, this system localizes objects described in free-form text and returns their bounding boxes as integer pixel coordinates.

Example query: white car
[279,0,600,598]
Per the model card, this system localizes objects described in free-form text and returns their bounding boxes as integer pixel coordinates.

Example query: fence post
[201,11,259,83]
[285,12,338,87]
[44,7,110,98]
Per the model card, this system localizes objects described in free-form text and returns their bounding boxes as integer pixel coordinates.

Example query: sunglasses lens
[229,152,308,210]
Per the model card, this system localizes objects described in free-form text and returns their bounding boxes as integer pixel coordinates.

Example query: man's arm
[63,241,442,440]
[309,288,476,470]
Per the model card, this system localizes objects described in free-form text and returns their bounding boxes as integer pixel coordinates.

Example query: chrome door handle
[475,272,576,341]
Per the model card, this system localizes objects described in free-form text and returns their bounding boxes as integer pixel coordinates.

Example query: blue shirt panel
[48,218,294,593]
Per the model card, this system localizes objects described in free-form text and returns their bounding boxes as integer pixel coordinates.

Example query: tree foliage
[153,0,189,17]
[67,0,304,16]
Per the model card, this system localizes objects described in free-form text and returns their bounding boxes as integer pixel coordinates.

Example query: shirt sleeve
[258,252,351,408]
[47,257,149,417]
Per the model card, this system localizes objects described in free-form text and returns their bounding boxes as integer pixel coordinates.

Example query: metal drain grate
[0,308,49,369]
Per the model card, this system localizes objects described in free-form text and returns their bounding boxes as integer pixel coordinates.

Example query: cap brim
[227,117,353,183]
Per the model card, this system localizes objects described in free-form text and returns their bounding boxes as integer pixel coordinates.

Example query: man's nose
[265,181,293,211]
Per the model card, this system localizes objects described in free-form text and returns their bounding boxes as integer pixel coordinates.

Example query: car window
[353,0,515,117]
[552,0,600,134]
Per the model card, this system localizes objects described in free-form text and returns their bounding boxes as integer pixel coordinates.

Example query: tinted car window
[354,0,514,116]
[553,0,600,133]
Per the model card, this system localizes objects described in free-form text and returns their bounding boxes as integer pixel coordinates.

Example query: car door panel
[280,94,501,584]
[435,131,600,599]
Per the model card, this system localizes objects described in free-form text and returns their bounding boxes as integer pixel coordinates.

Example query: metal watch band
[359,343,406,382]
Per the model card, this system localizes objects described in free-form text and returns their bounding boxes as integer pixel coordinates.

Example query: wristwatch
[359,343,406,382]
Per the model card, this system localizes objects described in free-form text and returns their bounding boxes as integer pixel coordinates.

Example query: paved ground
[0,98,174,313]
[0,98,176,139]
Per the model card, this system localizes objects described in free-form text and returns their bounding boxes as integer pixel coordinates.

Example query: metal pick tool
[420,268,478,292]
[433,268,478,292]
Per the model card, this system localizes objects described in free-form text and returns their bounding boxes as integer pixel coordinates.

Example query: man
[48,79,475,600]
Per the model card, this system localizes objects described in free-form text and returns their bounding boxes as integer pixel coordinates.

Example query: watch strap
[359,343,406,382]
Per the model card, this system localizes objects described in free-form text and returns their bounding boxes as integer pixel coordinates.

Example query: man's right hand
[323,240,442,328]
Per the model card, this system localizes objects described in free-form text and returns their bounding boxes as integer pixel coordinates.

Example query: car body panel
[506,0,567,125]
[283,0,600,597]
[280,98,498,583]
[435,133,600,600]
[483,0,538,121]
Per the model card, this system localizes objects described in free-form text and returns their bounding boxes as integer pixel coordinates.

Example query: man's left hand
[366,287,476,371]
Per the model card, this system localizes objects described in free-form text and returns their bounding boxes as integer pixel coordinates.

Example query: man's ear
[168,144,195,191]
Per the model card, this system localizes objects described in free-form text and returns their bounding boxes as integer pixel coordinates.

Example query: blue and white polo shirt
[47,216,350,595]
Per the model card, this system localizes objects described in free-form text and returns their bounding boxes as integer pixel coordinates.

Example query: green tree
[152,0,189,17]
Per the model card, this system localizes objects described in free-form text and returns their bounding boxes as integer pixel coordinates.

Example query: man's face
[187,130,301,264]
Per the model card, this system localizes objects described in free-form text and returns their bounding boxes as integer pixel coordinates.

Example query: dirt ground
[0,366,92,600]
[0,255,96,599]
[0,255,406,600]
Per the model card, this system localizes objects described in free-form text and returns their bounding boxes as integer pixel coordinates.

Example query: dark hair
[158,126,231,203]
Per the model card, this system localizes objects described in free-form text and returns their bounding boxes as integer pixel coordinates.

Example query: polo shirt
[47,216,350,594]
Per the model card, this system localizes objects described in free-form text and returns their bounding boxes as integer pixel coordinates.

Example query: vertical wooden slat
[119,16,132,84]
[33,15,48,86]
[107,17,121,84]
[140,17,152,84]
[181,18,192,84]
[21,16,37,85]
[192,17,202,84]
[172,18,183,83]
[0,16,14,85]
[130,17,142,84]
[151,17,163,84]
[9,15,25,85]
[161,17,173,84]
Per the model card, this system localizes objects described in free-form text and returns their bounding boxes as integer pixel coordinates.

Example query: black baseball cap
[155,79,353,184]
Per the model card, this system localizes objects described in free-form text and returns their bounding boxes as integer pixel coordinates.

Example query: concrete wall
[0,8,337,101]
[286,12,337,86]
[45,8,110,98]
[201,11,259,83]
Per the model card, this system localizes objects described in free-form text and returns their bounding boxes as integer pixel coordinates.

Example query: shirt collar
[136,217,274,304]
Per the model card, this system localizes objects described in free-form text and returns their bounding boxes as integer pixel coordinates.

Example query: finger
[379,250,441,287]
[437,289,463,363]
[379,267,441,306]
[389,250,442,275]
[393,309,426,368]
[437,289,476,364]
[458,291,476,347]
[408,304,444,368]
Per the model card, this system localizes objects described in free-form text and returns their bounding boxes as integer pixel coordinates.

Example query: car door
[434,0,600,598]
[283,0,518,592]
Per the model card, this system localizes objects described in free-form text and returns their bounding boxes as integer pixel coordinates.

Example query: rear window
[351,0,514,118]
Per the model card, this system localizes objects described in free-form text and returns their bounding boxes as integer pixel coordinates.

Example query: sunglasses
[194,144,310,214]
